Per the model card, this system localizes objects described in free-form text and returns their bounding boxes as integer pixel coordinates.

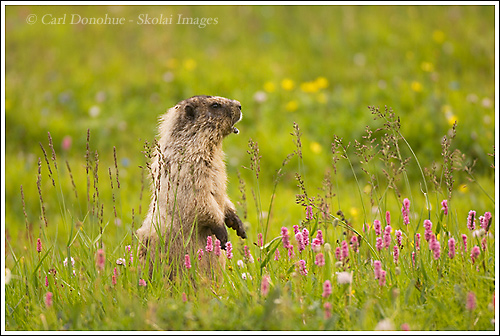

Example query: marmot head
[172,95,242,138]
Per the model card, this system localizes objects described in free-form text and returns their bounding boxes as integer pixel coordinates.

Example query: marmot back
[136,95,247,278]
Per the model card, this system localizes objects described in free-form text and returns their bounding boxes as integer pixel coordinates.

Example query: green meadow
[3,5,496,331]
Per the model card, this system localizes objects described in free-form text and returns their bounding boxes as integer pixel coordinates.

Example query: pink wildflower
[315,253,325,267]
[379,270,386,286]
[350,235,359,253]
[295,232,305,253]
[112,274,117,286]
[297,259,308,276]
[470,246,480,264]
[480,212,492,231]
[481,237,487,250]
[441,200,449,215]
[113,267,118,277]
[306,205,313,220]
[302,228,310,246]
[373,260,382,279]
[467,210,476,231]
[45,292,53,308]
[37,238,42,253]
[395,230,402,247]
[184,254,192,269]
[316,230,324,245]
[274,248,280,261]
[96,249,105,272]
[466,292,476,311]
[261,274,270,297]
[311,239,321,253]
[393,245,399,264]
[402,198,410,225]
[462,234,468,253]
[45,276,49,287]
[257,233,263,247]
[423,220,433,241]
[288,244,295,259]
[341,240,349,261]
[214,239,221,257]
[411,251,416,267]
[386,211,391,226]
[281,227,290,249]
[374,219,382,236]
[376,237,383,251]
[322,280,332,298]
[383,225,392,248]
[324,302,332,320]
[226,242,233,259]
[138,279,147,287]
[182,292,187,302]
[293,225,300,235]
[401,323,410,331]
[335,246,341,260]
[197,248,204,261]
[432,240,441,260]
[206,236,213,253]
[448,238,456,259]
[244,245,254,263]
[415,233,421,251]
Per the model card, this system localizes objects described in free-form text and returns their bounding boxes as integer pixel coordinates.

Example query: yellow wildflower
[411,81,423,92]
[421,62,434,72]
[285,100,298,112]
[183,59,197,71]
[432,30,446,44]
[300,81,318,93]
[281,78,295,91]
[264,81,276,93]
[310,142,322,154]
[458,184,468,194]
[314,76,329,89]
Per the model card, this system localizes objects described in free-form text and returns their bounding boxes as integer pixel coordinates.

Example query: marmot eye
[211,103,221,109]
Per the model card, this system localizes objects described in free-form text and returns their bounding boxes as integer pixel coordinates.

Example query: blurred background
[4,5,496,246]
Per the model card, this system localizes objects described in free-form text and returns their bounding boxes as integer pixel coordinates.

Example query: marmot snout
[137,95,246,277]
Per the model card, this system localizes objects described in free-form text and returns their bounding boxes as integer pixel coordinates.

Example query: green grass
[3,4,496,331]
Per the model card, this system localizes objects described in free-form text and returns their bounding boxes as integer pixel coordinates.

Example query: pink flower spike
[214,239,221,257]
[448,238,456,259]
[261,274,271,297]
[432,240,441,260]
[441,200,449,215]
[306,205,313,220]
[462,234,468,253]
[324,302,332,320]
[184,254,192,269]
[466,292,476,311]
[96,249,105,272]
[281,227,290,249]
[197,248,204,261]
[288,244,295,259]
[302,228,310,246]
[374,219,382,236]
[395,230,402,247]
[379,270,386,287]
[274,248,280,261]
[393,245,400,264]
[341,240,349,261]
[467,210,476,231]
[293,225,300,235]
[375,237,383,251]
[226,242,233,260]
[322,280,332,298]
[36,238,42,253]
[373,260,381,279]
[206,236,213,253]
[350,235,359,253]
[383,226,392,248]
[415,233,421,251]
[45,276,49,287]
[295,232,305,253]
[45,292,53,308]
[297,259,308,276]
[257,233,263,247]
[315,253,325,267]
[138,279,147,287]
[385,211,391,226]
[112,274,117,286]
[316,230,324,245]
[470,245,480,264]
[335,246,341,260]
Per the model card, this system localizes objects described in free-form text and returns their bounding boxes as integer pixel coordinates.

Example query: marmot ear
[185,104,196,120]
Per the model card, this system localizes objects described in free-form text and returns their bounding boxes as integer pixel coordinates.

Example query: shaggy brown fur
[136,95,246,278]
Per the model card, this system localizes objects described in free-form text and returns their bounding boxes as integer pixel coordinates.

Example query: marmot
[136,95,247,277]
